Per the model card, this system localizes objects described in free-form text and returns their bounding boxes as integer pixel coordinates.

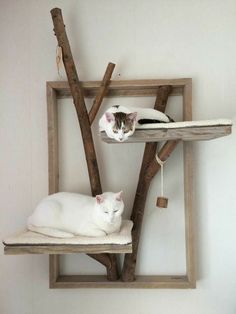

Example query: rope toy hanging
[155,153,168,208]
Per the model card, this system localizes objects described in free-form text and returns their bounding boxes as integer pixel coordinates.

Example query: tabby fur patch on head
[108,111,137,142]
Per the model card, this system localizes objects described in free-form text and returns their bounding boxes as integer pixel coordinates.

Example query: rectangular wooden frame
[47,78,195,289]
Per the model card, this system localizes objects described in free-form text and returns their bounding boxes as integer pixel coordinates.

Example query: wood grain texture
[51,275,192,289]
[47,82,59,194]
[4,243,132,255]
[183,79,192,120]
[47,83,60,280]
[49,255,59,288]
[101,125,232,143]
[47,79,187,98]
[183,81,196,288]
[184,142,196,288]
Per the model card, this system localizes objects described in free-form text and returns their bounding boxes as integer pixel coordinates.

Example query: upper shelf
[101,119,232,143]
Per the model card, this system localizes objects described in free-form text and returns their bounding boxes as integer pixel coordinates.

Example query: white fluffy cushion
[136,119,232,129]
[3,220,133,246]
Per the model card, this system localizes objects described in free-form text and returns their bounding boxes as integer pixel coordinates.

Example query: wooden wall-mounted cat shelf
[3,220,133,255]
[3,8,232,289]
[101,119,231,143]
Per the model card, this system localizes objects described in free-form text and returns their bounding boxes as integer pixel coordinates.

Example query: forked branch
[50,7,118,281]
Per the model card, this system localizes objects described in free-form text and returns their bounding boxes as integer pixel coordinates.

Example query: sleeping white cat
[27,191,124,238]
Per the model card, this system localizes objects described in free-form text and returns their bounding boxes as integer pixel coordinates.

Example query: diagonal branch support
[122,86,180,281]
[89,62,115,124]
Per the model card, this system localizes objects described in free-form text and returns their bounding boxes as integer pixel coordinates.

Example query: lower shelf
[51,275,195,289]
[4,243,132,254]
[3,220,133,254]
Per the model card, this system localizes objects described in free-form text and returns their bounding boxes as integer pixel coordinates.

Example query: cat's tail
[166,115,175,122]
[27,224,75,238]
[138,115,175,125]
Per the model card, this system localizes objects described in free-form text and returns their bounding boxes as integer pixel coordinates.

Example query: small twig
[89,62,115,124]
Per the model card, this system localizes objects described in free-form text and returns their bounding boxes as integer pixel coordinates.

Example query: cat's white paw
[27,224,75,238]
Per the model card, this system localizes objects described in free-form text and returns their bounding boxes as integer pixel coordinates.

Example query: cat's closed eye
[113,130,118,133]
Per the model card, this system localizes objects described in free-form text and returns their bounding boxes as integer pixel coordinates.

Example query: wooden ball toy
[156,196,168,208]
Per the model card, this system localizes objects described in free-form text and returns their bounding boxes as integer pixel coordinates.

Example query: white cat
[27,191,124,238]
[99,105,173,142]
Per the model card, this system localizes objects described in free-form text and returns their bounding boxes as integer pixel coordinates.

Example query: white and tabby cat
[99,105,173,142]
[27,191,124,238]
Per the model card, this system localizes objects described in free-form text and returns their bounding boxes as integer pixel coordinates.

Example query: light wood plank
[47,79,188,98]
[183,79,192,121]
[184,142,196,288]
[47,82,60,283]
[183,79,196,288]
[101,125,232,143]
[4,243,132,255]
[49,255,60,288]
[50,275,192,289]
[47,82,59,194]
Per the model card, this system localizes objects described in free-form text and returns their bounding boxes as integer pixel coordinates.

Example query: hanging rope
[155,153,166,197]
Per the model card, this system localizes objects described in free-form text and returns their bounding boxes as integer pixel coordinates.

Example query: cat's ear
[116,191,123,201]
[127,112,137,122]
[105,112,115,123]
[96,194,104,204]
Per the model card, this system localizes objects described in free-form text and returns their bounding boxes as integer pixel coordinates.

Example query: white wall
[0,1,236,313]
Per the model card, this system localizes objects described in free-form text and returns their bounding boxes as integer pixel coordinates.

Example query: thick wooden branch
[89,62,115,124]
[87,253,119,281]
[51,8,101,195]
[122,85,175,282]
[50,8,118,281]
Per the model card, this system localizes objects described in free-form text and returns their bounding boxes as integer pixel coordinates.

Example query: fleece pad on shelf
[136,119,232,129]
[3,220,133,246]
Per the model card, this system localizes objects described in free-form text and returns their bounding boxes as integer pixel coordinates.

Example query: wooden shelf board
[47,79,190,98]
[4,243,132,255]
[51,275,195,289]
[101,124,232,143]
